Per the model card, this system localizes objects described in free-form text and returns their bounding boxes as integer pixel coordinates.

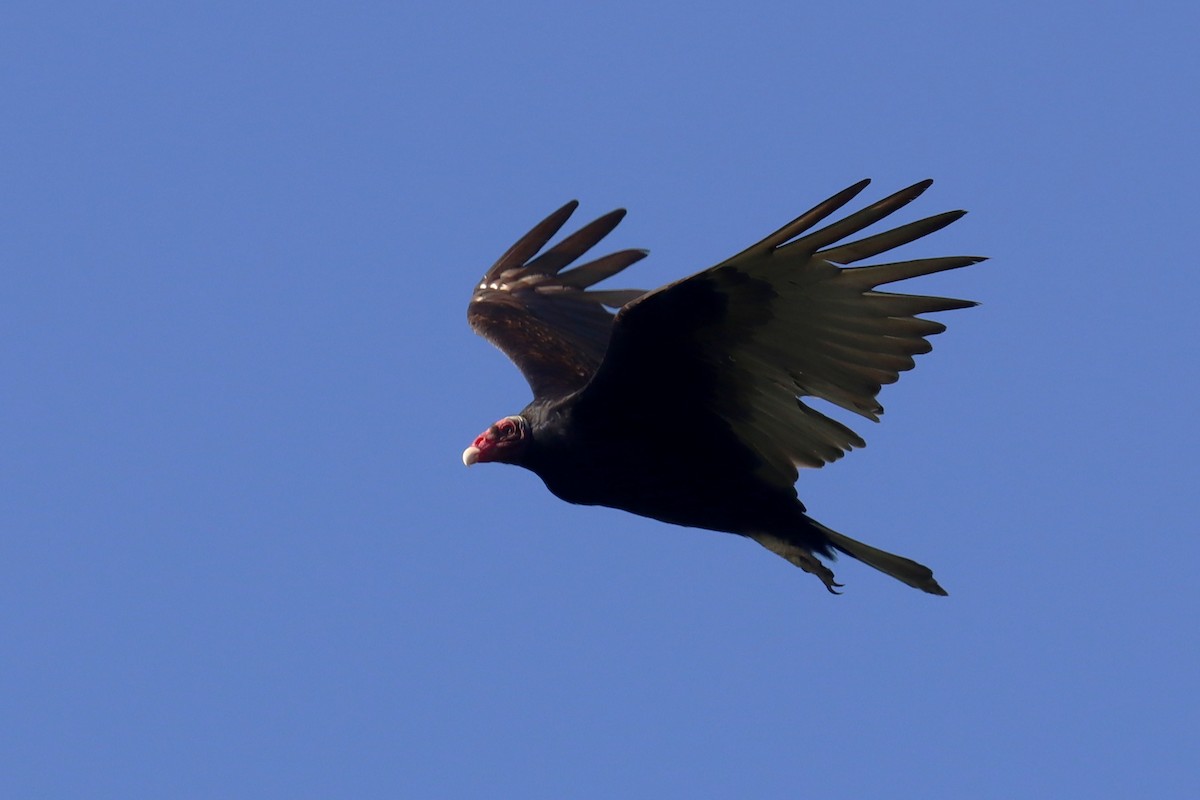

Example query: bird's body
[521,396,800,536]
[463,180,981,595]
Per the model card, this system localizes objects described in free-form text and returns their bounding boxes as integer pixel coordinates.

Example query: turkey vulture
[463,180,981,594]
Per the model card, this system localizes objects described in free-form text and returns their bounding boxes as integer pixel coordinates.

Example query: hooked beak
[462,446,481,467]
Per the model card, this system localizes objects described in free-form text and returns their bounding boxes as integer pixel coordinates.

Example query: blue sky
[3,1,1197,797]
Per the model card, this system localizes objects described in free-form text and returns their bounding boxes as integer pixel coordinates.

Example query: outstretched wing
[468,201,648,401]
[576,179,983,489]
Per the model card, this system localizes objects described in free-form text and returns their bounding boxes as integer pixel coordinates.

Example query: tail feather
[810,518,948,596]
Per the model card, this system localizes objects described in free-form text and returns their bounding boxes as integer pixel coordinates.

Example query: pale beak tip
[462,446,481,467]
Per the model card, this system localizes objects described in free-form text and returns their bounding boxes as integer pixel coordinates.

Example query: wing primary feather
[782,180,934,256]
[856,291,978,316]
[736,179,873,257]
[840,255,986,289]
[820,212,968,264]
[526,209,628,276]
[557,249,649,288]
[487,200,579,277]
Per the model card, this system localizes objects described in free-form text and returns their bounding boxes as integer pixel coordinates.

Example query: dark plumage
[463,180,982,594]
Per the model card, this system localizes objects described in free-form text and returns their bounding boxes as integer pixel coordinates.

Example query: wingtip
[842,178,874,201]
[546,199,581,220]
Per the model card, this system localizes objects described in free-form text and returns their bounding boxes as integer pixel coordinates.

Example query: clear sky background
[3,1,1197,797]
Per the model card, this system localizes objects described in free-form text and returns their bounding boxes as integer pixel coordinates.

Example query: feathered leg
[751,532,845,594]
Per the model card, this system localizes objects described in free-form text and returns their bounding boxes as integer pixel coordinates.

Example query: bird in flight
[463,180,982,594]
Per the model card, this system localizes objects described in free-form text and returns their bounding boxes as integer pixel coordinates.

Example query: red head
[462,415,530,466]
